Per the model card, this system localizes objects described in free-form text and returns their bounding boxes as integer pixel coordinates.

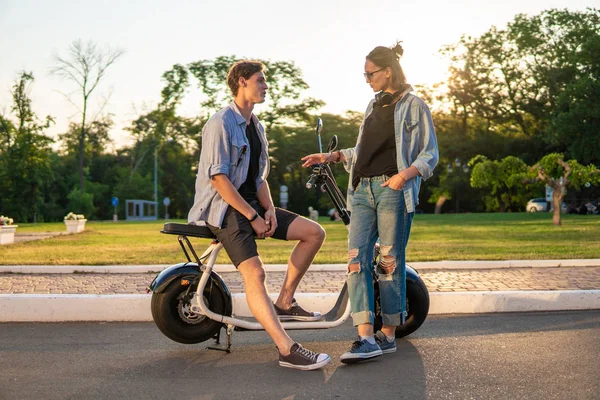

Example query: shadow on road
[412,310,600,339]
[104,339,427,399]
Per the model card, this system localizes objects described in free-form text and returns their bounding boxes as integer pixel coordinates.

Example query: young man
[188,60,330,370]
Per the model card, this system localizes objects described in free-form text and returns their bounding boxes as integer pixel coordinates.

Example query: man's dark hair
[227,60,266,96]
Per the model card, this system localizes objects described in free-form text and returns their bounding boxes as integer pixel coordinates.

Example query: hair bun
[390,41,404,59]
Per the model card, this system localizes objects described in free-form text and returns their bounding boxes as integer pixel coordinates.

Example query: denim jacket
[339,86,439,213]
[188,101,269,228]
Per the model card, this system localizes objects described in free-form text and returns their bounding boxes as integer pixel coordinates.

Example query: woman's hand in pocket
[381,174,407,190]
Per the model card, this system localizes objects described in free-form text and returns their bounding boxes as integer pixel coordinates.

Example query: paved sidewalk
[2,266,599,295]
[13,232,66,243]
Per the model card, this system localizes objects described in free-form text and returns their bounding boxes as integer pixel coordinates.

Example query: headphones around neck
[374,90,401,106]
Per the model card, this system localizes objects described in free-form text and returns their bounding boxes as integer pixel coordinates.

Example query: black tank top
[237,122,262,201]
[352,103,398,189]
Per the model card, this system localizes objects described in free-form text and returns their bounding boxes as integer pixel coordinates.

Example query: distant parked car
[526,198,547,212]
[526,198,567,212]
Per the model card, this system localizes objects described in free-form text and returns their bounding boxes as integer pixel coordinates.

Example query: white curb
[1,259,600,274]
[0,264,342,274]
[429,290,600,314]
[1,290,598,322]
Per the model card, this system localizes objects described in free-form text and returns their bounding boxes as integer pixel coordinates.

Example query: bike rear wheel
[374,276,430,338]
[151,275,228,344]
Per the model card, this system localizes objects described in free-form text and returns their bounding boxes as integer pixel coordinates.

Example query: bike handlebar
[305,175,317,189]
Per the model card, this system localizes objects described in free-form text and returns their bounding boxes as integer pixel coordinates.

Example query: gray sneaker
[274,299,322,322]
[375,331,397,354]
[279,343,331,370]
[340,339,382,364]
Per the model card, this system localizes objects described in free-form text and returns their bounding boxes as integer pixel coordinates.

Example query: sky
[0,0,596,149]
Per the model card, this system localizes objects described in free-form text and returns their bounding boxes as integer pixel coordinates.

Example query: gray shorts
[207,200,299,267]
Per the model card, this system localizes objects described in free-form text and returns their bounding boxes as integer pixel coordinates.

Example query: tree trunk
[130,146,149,177]
[79,98,88,191]
[435,195,447,214]
[552,191,562,226]
[78,131,85,191]
[32,184,37,223]
[461,105,468,135]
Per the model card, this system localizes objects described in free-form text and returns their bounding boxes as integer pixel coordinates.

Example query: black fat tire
[374,277,430,338]
[151,275,227,344]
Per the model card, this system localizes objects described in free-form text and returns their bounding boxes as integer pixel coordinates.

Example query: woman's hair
[366,41,407,90]
[227,60,266,96]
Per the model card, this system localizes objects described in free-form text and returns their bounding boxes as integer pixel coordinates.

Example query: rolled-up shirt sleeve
[411,102,439,181]
[199,117,231,178]
[340,147,355,173]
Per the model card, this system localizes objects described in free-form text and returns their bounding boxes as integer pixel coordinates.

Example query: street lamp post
[154,145,158,205]
[153,139,174,219]
[154,145,158,219]
[447,157,470,213]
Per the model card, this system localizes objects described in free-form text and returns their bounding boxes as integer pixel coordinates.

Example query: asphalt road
[1,311,598,400]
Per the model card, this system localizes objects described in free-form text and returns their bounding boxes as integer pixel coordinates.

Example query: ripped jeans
[347,175,414,327]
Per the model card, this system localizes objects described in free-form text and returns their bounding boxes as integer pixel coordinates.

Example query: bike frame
[187,239,352,331]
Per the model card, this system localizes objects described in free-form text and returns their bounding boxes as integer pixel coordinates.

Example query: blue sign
[111,197,119,207]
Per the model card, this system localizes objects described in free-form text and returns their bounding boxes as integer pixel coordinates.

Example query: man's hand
[263,207,278,237]
[250,214,270,239]
[381,173,408,190]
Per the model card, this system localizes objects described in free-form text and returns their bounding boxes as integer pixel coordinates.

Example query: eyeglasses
[363,68,385,80]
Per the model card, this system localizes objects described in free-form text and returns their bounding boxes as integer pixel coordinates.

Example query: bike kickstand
[207,324,233,353]
[225,324,233,352]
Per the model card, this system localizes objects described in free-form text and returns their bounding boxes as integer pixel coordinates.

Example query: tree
[184,56,324,131]
[441,8,600,163]
[51,39,124,191]
[551,32,600,164]
[158,140,196,218]
[440,26,534,139]
[469,155,536,212]
[268,112,362,215]
[59,117,113,158]
[0,72,55,222]
[531,153,600,225]
[113,167,155,215]
[426,110,512,213]
[125,56,325,215]
[123,65,201,214]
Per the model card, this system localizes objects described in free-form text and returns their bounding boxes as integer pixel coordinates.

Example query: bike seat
[161,223,216,239]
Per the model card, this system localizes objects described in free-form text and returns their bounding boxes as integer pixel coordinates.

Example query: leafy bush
[66,188,95,218]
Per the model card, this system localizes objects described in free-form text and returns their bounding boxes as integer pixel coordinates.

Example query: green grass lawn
[2,213,599,265]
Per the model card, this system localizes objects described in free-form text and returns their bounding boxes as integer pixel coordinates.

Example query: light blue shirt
[188,101,269,228]
[339,87,439,213]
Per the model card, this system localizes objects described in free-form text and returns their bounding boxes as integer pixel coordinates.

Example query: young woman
[302,42,439,363]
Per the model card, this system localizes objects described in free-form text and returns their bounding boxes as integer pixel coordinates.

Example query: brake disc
[178,295,208,325]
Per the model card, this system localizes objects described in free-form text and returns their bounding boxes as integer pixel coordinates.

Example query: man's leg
[238,255,331,370]
[237,256,295,354]
[274,216,325,309]
[210,205,329,369]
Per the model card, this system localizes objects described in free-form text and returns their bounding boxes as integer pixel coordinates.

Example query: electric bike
[149,118,429,351]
